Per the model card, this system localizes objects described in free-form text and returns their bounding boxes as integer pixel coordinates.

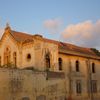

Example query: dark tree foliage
[91,48,100,56]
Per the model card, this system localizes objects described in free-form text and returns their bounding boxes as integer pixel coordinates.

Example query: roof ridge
[11,30,33,36]
[60,41,90,50]
[10,30,33,42]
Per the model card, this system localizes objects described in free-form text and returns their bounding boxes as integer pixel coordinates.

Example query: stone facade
[0,24,100,100]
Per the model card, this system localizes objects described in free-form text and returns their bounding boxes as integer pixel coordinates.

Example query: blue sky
[0,0,100,49]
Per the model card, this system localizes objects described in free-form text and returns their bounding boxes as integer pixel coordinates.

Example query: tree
[91,48,100,56]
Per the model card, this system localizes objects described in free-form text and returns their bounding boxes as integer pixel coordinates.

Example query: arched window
[76,60,79,72]
[13,52,17,67]
[58,58,62,70]
[4,47,11,65]
[0,56,1,66]
[92,63,95,73]
[45,54,50,69]
[27,53,31,61]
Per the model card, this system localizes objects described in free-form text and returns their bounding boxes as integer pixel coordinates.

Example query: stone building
[0,24,100,100]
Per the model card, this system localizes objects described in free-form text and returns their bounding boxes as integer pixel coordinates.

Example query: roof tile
[11,30,33,42]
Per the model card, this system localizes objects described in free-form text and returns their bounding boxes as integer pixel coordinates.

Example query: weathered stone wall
[0,67,100,100]
[0,68,66,100]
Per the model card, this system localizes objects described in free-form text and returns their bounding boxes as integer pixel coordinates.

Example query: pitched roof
[59,42,96,56]
[8,30,99,58]
[11,30,33,42]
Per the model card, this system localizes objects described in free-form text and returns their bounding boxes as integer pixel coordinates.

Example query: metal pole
[68,59,72,100]
[88,59,94,100]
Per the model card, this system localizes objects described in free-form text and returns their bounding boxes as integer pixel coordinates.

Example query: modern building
[0,24,100,100]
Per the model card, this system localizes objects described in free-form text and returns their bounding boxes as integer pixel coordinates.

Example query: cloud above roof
[43,18,62,34]
[61,20,100,49]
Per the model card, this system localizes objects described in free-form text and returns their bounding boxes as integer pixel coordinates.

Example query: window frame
[58,58,63,70]
[91,80,97,93]
[92,63,95,73]
[0,56,1,66]
[13,52,17,67]
[45,54,50,69]
[76,80,82,95]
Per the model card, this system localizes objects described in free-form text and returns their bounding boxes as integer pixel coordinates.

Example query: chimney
[34,34,43,39]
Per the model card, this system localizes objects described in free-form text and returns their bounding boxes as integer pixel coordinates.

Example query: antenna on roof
[6,22,10,27]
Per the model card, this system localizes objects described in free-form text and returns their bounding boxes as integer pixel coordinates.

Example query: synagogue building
[0,24,100,100]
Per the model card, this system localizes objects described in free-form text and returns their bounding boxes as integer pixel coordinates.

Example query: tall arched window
[45,54,50,69]
[4,47,11,65]
[13,52,17,67]
[0,56,1,66]
[92,63,95,73]
[76,60,79,72]
[58,58,62,70]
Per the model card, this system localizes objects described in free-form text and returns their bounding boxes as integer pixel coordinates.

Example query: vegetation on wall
[91,48,100,56]
[0,62,17,69]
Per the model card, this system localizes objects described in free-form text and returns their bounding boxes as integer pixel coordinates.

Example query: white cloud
[43,18,62,34]
[61,20,100,49]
